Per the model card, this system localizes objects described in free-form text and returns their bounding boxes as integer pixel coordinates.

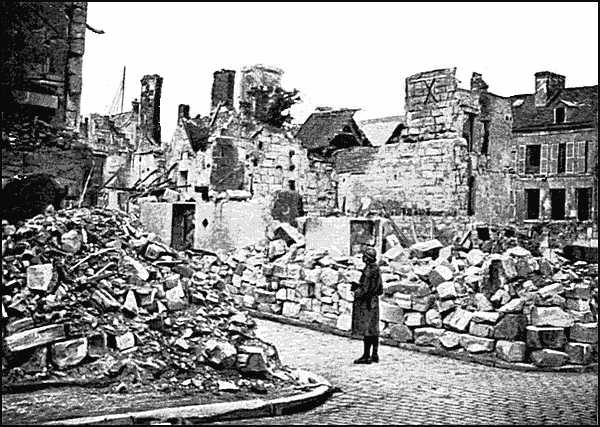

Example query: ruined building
[84,74,165,209]
[0,2,87,129]
[1,2,98,207]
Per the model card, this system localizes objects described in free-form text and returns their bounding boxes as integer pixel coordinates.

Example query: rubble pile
[221,221,598,369]
[1,116,84,150]
[1,208,302,395]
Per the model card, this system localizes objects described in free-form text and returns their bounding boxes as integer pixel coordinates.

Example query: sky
[81,2,598,139]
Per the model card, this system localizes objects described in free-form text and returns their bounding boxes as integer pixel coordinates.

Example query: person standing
[351,247,383,364]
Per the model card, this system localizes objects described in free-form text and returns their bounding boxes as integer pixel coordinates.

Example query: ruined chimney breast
[140,74,163,144]
[211,69,236,110]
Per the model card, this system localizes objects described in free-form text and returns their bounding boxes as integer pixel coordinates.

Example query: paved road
[210,319,598,425]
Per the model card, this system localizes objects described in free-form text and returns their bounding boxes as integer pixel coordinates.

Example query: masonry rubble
[1,208,307,395]
[216,219,598,369]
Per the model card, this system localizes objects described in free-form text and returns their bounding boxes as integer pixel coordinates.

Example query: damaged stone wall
[0,2,87,129]
[2,144,94,200]
[335,139,471,215]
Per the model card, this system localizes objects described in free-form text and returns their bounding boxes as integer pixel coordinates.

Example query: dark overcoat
[351,263,383,337]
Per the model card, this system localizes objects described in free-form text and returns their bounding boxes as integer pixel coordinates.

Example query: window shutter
[550,142,558,175]
[575,141,587,173]
[566,141,574,173]
[517,145,525,174]
[540,144,549,175]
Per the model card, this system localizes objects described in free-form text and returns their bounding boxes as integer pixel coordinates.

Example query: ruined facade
[0,2,87,129]
[84,75,165,208]
[165,66,310,209]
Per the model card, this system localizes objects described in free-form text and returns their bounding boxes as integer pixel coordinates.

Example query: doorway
[550,189,566,220]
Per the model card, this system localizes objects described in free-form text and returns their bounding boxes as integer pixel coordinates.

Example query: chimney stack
[534,71,565,107]
[140,74,163,145]
[211,69,236,111]
[470,72,488,92]
[178,104,190,123]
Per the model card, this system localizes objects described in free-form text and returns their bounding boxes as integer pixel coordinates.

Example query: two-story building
[511,72,597,224]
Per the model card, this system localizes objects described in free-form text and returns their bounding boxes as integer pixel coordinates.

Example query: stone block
[20,346,48,373]
[282,302,301,317]
[474,293,494,311]
[493,314,526,340]
[500,256,518,280]
[109,331,136,351]
[491,289,511,306]
[442,308,473,332]
[429,265,454,287]
[564,284,592,299]
[437,299,456,314]
[380,301,404,324]
[414,327,445,346]
[394,281,432,297]
[529,349,569,367]
[337,282,353,301]
[51,338,88,369]
[5,324,66,352]
[389,324,413,342]
[412,295,434,312]
[268,239,288,260]
[526,326,567,349]
[410,240,443,259]
[343,269,362,284]
[569,322,598,344]
[273,222,304,246]
[336,313,352,331]
[437,281,457,300]
[564,342,594,365]
[469,322,495,338]
[565,298,591,312]
[61,230,82,253]
[27,263,54,292]
[531,307,574,328]
[242,295,256,308]
[425,308,443,328]
[537,283,564,298]
[472,311,502,324]
[393,293,412,309]
[275,288,287,301]
[466,249,485,266]
[320,268,340,287]
[255,289,277,304]
[506,246,531,258]
[383,245,409,262]
[88,332,108,358]
[205,340,237,368]
[495,340,526,362]
[459,334,495,353]
[498,298,525,314]
[404,312,425,327]
[439,331,461,349]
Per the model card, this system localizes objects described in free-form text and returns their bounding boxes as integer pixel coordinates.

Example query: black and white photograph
[0,1,598,425]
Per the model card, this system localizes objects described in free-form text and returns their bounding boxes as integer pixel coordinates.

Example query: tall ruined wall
[303,158,338,216]
[1,2,87,129]
[335,139,471,215]
[139,74,163,146]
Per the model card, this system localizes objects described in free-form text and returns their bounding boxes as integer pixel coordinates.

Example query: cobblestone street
[211,319,598,425]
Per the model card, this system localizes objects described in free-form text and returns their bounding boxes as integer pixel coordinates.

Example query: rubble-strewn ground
[1,207,308,424]
[211,319,598,425]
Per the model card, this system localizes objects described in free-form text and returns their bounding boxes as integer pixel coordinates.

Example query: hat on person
[363,247,377,263]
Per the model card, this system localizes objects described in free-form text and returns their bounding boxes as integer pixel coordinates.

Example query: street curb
[247,310,599,374]
[42,371,332,425]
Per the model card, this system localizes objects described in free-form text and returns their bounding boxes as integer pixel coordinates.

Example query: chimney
[534,71,565,107]
[239,64,283,113]
[178,104,190,123]
[211,69,236,110]
[470,72,488,92]
[140,74,163,144]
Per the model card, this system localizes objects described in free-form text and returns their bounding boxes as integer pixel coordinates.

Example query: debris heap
[221,221,598,368]
[1,208,301,394]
